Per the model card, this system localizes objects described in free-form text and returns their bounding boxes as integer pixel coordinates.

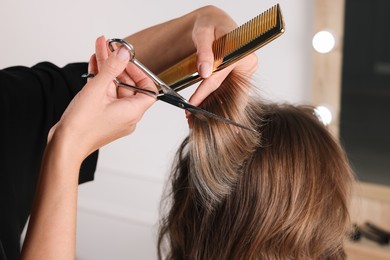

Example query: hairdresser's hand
[189,6,259,106]
[190,54,258,106]
[50,38,156,160]
[121,6,258,107]
[94,36,156,101]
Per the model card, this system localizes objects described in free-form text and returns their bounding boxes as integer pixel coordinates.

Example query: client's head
[158,72,354,260]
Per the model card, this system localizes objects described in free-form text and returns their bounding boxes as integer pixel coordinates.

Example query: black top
[0,62,98,260]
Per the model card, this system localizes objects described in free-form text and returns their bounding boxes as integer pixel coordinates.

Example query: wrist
[48,124,89,167]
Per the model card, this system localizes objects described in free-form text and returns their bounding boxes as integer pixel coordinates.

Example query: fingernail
[117,47,130,61]
[199,63,211,78]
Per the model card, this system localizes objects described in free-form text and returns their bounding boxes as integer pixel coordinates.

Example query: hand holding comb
[158,4,285,92]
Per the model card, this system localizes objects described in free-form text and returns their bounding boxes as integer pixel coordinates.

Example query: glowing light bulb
[314,106,332,125]
[312,31,336,53]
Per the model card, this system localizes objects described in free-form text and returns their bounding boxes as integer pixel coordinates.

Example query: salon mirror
[339,0,390,187]
[313,0,390,189]
[313,2,390,256]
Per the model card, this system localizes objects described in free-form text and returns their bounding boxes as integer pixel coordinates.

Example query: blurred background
[1,0,388,259]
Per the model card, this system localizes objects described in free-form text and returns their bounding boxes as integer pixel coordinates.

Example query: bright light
[314,106,332,125]
[312,31,336,53]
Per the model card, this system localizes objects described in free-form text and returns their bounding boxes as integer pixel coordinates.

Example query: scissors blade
[157,94,257,132]
[107,38,257,133]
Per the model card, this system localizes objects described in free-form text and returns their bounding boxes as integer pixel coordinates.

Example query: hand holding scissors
[84,38,256,133]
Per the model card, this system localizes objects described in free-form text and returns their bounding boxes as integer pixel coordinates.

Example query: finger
[116,66,136,92]
[124,63,157,92]
[117,57,151,92]
[87,54,97,82]
[116,70,135,88]
[115,84,157,127]
[192,24,215,79]
[189,53,258,106]
[121,89,157,119]
[117,85,137,97]
[189,66,232,106]
[95,36,109,72]
[94,47,131,88]
[117,75,157,99]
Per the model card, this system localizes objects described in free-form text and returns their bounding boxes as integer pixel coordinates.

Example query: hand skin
[20,6,258,259]
[20,43,157,260]
[122,5,258,106]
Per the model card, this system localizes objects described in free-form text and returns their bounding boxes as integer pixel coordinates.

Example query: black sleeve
[0,62,98,260]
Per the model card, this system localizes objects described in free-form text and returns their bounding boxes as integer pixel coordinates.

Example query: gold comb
[158,4,285,92]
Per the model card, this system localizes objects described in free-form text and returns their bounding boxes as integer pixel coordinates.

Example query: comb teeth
[213,4,281,61]
[157,4,285,92]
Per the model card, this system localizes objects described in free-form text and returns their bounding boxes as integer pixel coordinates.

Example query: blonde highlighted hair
[158,72,354,259]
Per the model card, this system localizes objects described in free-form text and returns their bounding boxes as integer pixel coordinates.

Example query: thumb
[95,46,130,86]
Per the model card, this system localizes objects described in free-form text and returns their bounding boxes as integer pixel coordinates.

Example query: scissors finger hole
[117,85,138,96]
[108,38,135,61]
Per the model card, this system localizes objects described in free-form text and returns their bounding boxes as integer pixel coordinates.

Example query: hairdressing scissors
[84,38,256,132]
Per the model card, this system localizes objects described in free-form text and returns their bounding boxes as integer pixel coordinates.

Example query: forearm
[124,11,196,74]
[20,38,155,260]
[124,6,220,74]
[21,135,82,260]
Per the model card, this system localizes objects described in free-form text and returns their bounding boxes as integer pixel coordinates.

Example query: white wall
[1,0,314,259]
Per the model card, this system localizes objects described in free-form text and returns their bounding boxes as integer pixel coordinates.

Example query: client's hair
[158,72,354,259]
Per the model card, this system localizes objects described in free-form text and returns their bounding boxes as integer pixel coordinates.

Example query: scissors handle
[106,38,257,133]
[81,73,158,98]
[107,38,184,99]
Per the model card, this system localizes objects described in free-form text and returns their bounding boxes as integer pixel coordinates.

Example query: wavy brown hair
[158,72,354,259]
